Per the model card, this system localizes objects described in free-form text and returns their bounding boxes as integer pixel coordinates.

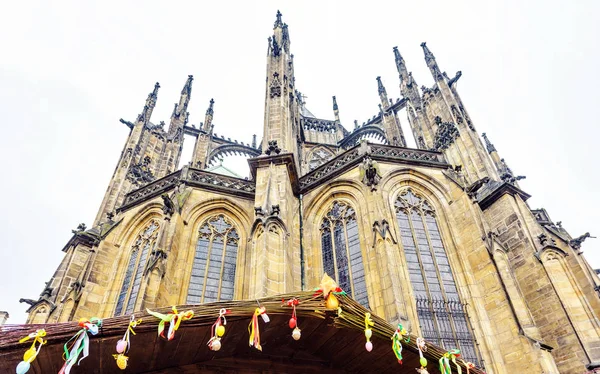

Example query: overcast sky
[1,0,598,324]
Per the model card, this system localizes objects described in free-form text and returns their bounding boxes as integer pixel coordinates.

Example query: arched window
[115,220,160,316]
[309,148,334,170]
[187,215,239,304]
[394,189,480,364]
[320,201,369,307]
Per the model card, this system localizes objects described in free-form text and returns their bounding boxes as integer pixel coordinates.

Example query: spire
[420,42,435,63]
[393,46,408,77]
[203,99,214,132]
[332,96,338,111]
[172,75,194,123]
[137,82,160,123]
[274,10,283,29]
[376,77,390,110]
[421,42,443,81]
[376,76,386,95]
[481,133,496,153]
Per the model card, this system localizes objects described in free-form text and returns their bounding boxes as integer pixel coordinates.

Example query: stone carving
[538,232,556,246]
[465,177,490,198]
[172,183,192,214]
[418,136,426,149]
[481,133,496,153]
[161,193,175,217]
[265,140,281,155]
[372,220,397,247]
[451,105,464,124]
[431,117,459,151]
[269,72,282,98]
[359,156,381,191]
[308,148,334,171]
[459,104,475,130]
[302,117,337,133]
[570,232,593,250]
[72,223,87,234]
[127,156,155,186]
[499,159,525,184]
[144,248,168,277]
[274,10,283,28]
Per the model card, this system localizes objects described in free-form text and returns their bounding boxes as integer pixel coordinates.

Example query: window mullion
[342,219,355,298]
[200,234,214,304]
[217,233,229,301]
[330,221,339,284]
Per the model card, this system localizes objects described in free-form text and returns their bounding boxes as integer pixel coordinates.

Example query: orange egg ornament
[326,294,339,309]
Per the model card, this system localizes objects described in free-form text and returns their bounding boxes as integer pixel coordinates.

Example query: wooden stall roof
[0,292,486,373]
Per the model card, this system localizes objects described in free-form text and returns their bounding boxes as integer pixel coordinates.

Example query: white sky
[1,0,598,324]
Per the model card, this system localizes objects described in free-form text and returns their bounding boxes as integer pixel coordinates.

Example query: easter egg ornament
[326,293,339,309]
[292,327,302,341]
[416,337,429,373]
[207,308,228,351]
[112,315,141,370]
[116,339,127,354]
[363,313,374,352]
[113,354,129,370]
[284,297,300,336]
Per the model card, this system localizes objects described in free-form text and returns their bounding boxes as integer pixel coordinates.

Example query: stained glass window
[320,201,369,307]
[114,220,160,316]
[187,215,239,304]
[395,189,480,365]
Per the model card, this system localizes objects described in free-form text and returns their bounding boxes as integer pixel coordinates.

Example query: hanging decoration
[58,318,102,374]
[15,329,46,374]
[284,298,301,340]
[315,274,346,310]
[364,313,374,352]
[449,349,462,374]
[207,308,228,351]
[248,306,269,351]
[464,361,476,374]
[113,315,142,370]
[439,349,462,374]
[391,324,409,364]
[415,337,429,374]
[147,306,194,341]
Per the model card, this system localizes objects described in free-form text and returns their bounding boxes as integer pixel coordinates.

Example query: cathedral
[14,10,600,374]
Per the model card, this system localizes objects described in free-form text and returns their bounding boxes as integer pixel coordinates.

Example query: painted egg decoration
[364,329,372,339]
[115,354,128,370]
[365,341,373,352]
[326,294,339,309]
[116,339,128,354]
[216,325,225,337]
[16,361,31,374]
[288,317,297,329]
[210,339,222,351]
[292,327,301,340]
[420,357,428,367]
[22,347,36,362]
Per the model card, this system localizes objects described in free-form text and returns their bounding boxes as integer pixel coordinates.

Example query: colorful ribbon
[58,318,102,374]
[248,307,268,351]
[207,308,227,351]
[16,329,46,373]
[364,313,374,351]
[439,352,451,374]
[391,324,408,364]
[449,349,462,374]
[147,306,194,341]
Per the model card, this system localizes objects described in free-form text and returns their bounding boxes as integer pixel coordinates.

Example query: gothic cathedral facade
[20,11,600,374]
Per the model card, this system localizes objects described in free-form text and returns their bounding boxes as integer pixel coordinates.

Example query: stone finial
[481,133,497,153]
[0,311,9,326]
[332,96,338,111]
[206,98,214,116]
[181,75,194,95]
[376,76,386,95]
[274,10,283,28]
[420,42,435,62]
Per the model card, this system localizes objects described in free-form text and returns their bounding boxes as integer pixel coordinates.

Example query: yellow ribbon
[248,307,266,351]
[18,329,46,363]
[147,306,193,341]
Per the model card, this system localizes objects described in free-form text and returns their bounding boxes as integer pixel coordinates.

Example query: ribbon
[391,324,408,364]
[58,318,102,374]
[18,329,47,362]
[248,307,267,351]
[439,352,451,374]
[207,308,228,350]
[449,349,462,374]
[416,337,428,369]
[122,315,142,352]
[147,306,194,341]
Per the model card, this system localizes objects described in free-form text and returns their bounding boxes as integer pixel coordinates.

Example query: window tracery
[394,189,480,365]
[320,201,369,307]
[115,220,160,316]
[187,215,239,304]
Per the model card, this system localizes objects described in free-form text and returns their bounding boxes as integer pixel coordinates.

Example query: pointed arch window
[320,201,369,307]
[309,148,334,170]
[394,190,480,365]
[115,220,160,316]
[187,215,239,304]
